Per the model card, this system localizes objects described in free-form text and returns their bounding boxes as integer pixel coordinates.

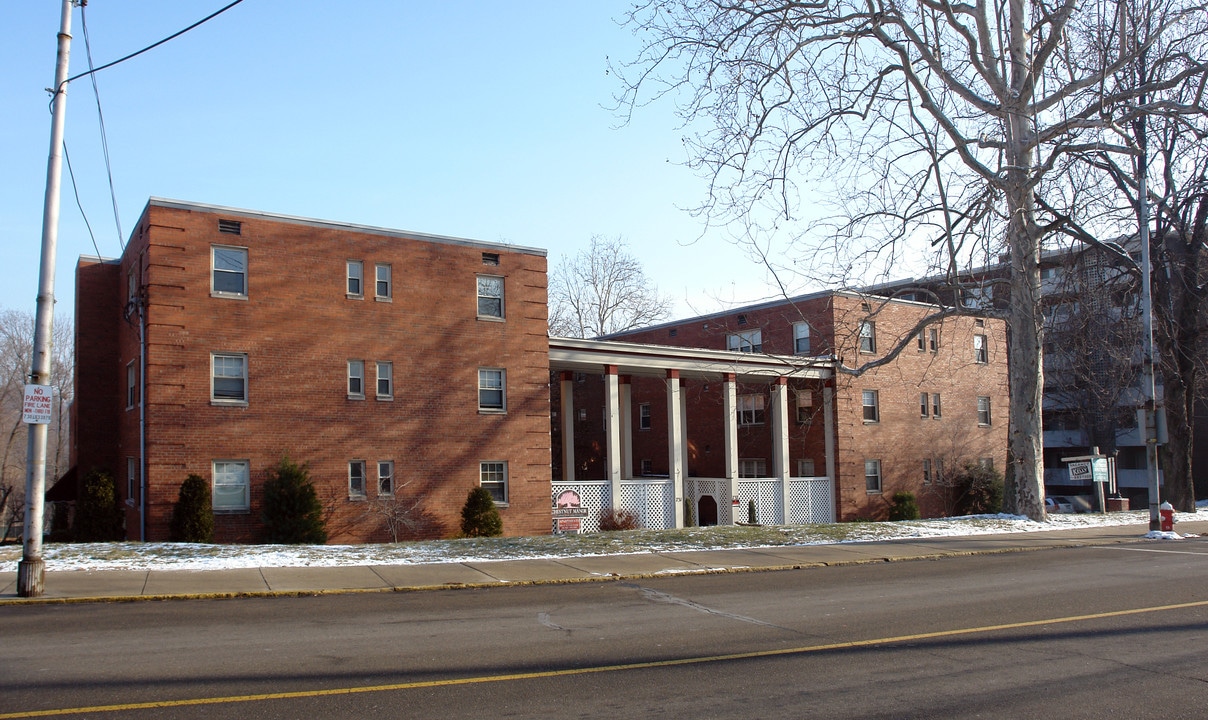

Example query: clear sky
[2,1,808,324]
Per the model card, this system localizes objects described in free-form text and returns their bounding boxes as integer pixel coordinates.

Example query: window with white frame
[477,275,504,318]
[478,368,505,411]
[376,361,393,399]
[739,458,767,478]
[738,394,765,425]
[793,322,811,354]
[859,321,876,353]
[974,334,988,363]
[796,390,813,424]
[862,390,879,422]
[212,460,250,512]
[348,360,365,398]
[211,353,247,404]
[977,396,992,425]
[928,328,938,352]
[797,458,816,477]
[378,461,394,495]
[640,459,654,475]
[639,403,652,430]
[480,461,508,504]
[211,245,247,297]
[375,263,392,300]
[920,392,929,417]
[347,260,363,296]
[931,393,942,419]
[865,459,882,493]
[917,331,927,351]
[349,460,366,498]
[727,330,762,353]
[923,458,933,484]
[126,361,137,409]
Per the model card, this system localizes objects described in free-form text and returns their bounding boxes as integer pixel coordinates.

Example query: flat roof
[549,336,833,381]
[147,197,547,258]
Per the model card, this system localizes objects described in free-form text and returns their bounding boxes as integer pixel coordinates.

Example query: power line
[79,2,123,251]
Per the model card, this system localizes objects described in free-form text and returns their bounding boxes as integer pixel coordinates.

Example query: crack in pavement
[620,582,795,631]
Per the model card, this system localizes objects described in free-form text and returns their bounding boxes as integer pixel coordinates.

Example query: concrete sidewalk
[3,520,1206,604]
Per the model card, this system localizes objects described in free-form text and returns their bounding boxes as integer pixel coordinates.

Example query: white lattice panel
[620,480,674,530]
[788,477,834,524]
[736,479,783,524]
[689,478,729,526]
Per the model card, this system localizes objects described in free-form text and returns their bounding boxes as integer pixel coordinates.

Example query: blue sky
[2,1,804,323]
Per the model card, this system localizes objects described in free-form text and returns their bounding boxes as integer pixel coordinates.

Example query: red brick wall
[78,200,551,543]
[72,258,123,492]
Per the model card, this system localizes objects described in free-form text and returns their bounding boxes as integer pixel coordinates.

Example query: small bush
[954,462,1005,515]
[747,499,758,524]
[888,491,920,521]
[598,507,641,531]
[74,468,122,541]
[170,474,214,543]
[261,456,327,544]
[460,487,503,537]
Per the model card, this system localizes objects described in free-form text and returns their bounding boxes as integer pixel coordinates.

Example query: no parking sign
[22,384,53,425]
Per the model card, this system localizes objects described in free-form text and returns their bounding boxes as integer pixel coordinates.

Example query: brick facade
[73,199,551,542]
[581,292,1010,520]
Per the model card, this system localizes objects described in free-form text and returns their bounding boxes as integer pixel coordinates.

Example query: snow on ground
[1,504,1202,573]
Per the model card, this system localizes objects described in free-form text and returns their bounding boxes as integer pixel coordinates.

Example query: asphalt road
[2,542,1207,719]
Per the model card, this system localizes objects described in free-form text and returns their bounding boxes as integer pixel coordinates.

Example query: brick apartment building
[72,198,551,542]
[557,291,1009,523]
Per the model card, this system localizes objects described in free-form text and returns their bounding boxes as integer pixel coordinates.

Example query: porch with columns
[549,337,836,532]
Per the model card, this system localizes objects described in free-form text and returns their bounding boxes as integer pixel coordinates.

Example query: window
[796,390,813,424]
[738,394,765,425]
[923,458,932,484]
[920,392,929,417]
[640,459,654,475]
[127,457,137,502]
[478,368,505,411]
[974,334,988,363]
[977,396,993,425]
[931,393,942,419]
[862,390,879,422]
[126,361,137,409]
[639,403,652,430]
[917,331,927,351]
[375,264,392,300]
[739,459,767,478]
[376,361,393,399]
[865,459,882,493]
[349,461,366,498]
[127,267,138,303]
[477,275,504,318]
[211,245,247,296]
[212,460,250,512]
[211,353,247,404]
[348,360,365,398]
[727,330,762,353]
[793,322,811,354]
[480,461,508,504]
[347,261,363,296]
[378,461,394,495]
[797,458,816,477]
[859,321,876,353]
[928,328,938,352]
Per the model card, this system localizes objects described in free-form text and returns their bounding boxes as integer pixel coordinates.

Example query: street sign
[22,384,53,425]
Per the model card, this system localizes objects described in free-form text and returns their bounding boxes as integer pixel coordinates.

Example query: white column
[559,371,575,482]
[824,385,837,521]
[604,366,622,507]
[620,377,633,480]
[666,370,685,528]
[772,377,790,524]
[722,373,739,525]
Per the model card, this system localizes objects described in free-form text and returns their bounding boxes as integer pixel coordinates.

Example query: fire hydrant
[1160,501,1175,532]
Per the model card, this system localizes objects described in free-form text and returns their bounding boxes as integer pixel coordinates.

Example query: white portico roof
[548,337,833,381]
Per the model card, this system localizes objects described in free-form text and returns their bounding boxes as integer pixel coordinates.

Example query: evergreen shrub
[170,474,214,543]
[888,491,921,521]
[460,487,503,537]
[261,456,327,544]
[74,468,122,541]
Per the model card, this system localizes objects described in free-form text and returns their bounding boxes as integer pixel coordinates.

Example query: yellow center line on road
[5,598,1207,719]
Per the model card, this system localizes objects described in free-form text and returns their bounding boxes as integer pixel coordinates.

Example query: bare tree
[617,0,1208,519]
[548,235,674,338]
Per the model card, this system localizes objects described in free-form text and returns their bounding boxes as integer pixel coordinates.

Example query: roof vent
[669,328,678,337]
[218,219,242,235]
[482,252,500,266]
[736,314,748,326]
